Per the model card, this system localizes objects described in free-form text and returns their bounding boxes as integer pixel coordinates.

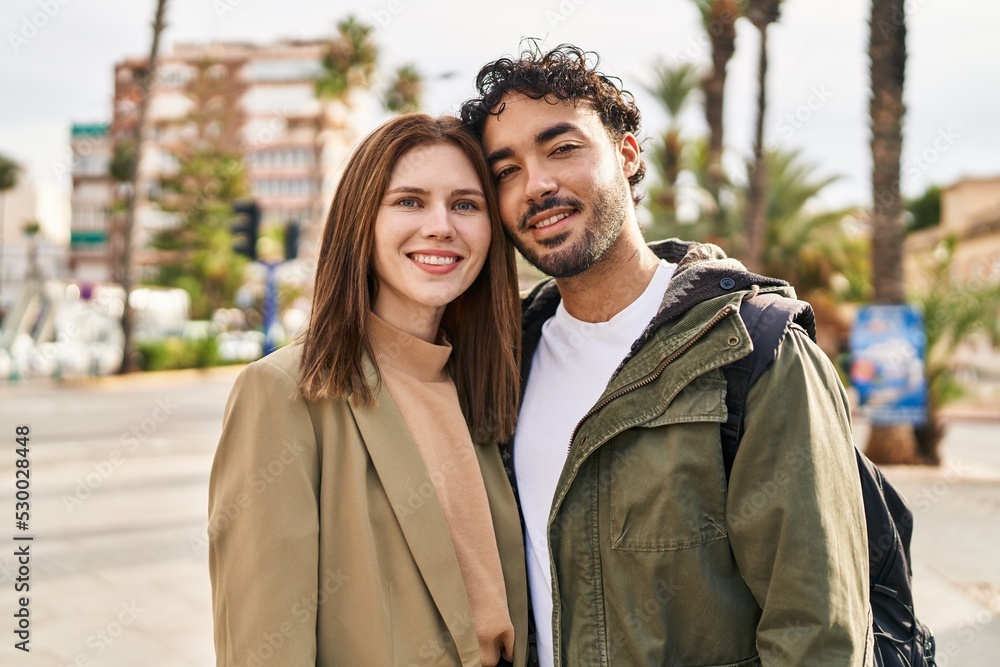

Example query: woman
[208,114,527,666]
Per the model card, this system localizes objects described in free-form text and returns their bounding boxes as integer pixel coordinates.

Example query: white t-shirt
[514,260,676,667]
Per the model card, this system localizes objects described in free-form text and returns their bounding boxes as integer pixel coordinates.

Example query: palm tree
[759,149,853,291]
[743,0,783,274]
[383,64,423,114]
[118,0,169,374]
[0,153,21,318]
[693,0,743,190]
[645,62,701,240]
[915,238,1000,463]
[865,0,917,463]
[316,16,378,104]
[313,16,379,237]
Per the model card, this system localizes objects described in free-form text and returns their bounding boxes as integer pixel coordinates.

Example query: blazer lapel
[348,356,480,664]
[476,441,529,665]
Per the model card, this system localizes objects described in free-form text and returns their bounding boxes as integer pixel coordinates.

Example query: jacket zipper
[565,304,738,454]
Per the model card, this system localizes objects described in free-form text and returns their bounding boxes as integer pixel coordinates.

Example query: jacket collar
[520,239,790,385]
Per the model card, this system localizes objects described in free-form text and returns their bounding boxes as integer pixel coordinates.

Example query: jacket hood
[521,239,791,380]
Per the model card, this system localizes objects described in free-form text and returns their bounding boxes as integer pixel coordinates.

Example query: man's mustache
[518,196,584,233]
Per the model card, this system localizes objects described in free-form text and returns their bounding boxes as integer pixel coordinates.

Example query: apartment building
[904,176,1000,291]
[70,38,371,282]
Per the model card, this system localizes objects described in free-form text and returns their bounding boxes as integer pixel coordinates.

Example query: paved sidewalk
[0,371,996,665]
[0,369,239,666]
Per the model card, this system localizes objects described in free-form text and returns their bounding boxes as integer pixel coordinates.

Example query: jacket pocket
[609,376,729,552]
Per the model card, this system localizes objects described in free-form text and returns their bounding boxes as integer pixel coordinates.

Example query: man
[460,45,872,666]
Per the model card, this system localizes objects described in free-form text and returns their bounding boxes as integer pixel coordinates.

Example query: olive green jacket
[512,241,872,666]
[209,344,529,666]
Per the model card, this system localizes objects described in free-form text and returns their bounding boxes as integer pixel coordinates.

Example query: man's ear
[619,133,641,178]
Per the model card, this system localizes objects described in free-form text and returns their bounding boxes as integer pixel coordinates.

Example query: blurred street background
[2,0,999,663]
[0,372,997,665]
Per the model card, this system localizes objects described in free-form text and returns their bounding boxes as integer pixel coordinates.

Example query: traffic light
[231,200,261,260]
[284,220,300,261]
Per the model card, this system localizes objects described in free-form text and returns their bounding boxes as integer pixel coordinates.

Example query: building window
[247,59,325,83]
[248,147,315,167]
[252,178,314,197]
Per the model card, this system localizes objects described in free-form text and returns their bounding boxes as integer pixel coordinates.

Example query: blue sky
[2,0,997,211]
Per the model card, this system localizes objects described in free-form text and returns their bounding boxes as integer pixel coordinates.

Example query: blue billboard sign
[849,305,927,425]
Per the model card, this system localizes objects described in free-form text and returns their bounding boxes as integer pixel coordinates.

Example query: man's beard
[509,174,630,279]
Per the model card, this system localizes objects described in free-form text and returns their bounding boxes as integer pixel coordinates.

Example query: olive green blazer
[208,343,528,666]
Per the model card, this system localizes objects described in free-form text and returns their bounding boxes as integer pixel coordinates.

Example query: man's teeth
[535,212,570,229]
[411,254,459,266]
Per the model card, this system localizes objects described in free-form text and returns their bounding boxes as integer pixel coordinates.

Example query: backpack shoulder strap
[721,292,817,480]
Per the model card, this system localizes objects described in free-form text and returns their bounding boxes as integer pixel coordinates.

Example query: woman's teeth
[411,254,459,265]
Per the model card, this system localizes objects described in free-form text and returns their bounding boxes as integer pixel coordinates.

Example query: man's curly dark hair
[459,43,646,205]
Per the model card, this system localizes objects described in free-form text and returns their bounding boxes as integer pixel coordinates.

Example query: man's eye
[495,166,516,182]
[553,143,578,155]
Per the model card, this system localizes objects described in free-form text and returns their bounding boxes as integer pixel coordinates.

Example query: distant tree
[109,140,137,184]
[151,59,250,319]
[316,16,379,103]
[0,153,18,196]
[758,149,862,296]
[905,184,941,233]
[22,220,41,281]
[383,64,423,113]
[645,62,701,240]
[743,0,783,273]
[866,0,917,464]
[693,0,743,191]
[914,237,1000,462]
[117,0,169,374]
[0,153,20,312]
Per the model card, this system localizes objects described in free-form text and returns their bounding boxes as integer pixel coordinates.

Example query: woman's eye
[397,197,418,208]
[454,200,480,212]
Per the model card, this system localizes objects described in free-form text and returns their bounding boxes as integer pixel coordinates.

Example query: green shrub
[137,336,225,372]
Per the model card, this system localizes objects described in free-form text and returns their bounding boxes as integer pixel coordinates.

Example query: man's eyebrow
[536,122,579,145]
[485,122,582,168]
[485,147,512,168]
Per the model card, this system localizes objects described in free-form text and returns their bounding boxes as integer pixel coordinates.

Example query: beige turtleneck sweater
[368,312,516,666]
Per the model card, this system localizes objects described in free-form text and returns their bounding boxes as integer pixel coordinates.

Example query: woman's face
[371,142,493,329]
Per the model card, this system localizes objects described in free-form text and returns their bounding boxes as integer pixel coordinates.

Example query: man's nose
[524,162,558,203]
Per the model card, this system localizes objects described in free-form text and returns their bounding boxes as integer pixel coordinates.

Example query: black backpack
[720,292,936,667]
